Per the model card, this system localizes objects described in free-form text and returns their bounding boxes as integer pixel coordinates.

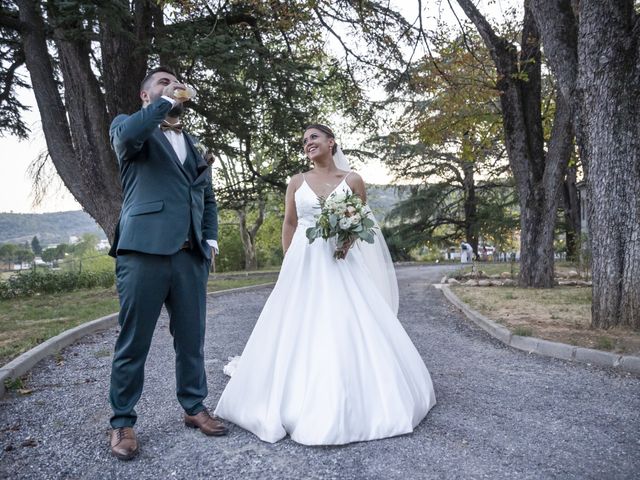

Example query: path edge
[436,284,640,376]
[0,282,275,399]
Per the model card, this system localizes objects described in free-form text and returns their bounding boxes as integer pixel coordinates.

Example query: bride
[214,124,436,445]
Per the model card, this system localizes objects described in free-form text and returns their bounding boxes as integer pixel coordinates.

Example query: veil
[332,146,351,172]
[333,146,400,315]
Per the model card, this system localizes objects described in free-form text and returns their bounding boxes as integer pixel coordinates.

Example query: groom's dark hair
[140,66,179,91]
[304,124,338,155]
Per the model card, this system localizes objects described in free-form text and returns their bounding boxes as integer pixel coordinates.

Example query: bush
[256,213,284,268]
[216,222,245,272]
[0,269,115,299]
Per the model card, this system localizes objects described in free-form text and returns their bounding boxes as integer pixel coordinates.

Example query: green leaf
[362,218,375,229]
[306,227,318,243]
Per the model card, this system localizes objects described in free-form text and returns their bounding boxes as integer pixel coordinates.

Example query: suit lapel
[184,133,211,184]
[153,128,190,180]
[184,134,209,173]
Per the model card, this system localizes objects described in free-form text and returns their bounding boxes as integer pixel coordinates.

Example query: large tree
[10,0,134,240]
[378,29,514,255]
[530,0,640,329]
[453,0,575,288]
[175,2,362,270]
[1,0,412,242]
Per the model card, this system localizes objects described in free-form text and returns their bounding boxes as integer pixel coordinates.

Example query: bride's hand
[335,238,355,259]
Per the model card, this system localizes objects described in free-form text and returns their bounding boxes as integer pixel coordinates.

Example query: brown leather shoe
[184,408,228,436]
[110,427,139,460]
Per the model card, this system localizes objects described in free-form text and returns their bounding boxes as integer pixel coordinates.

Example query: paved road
[1,265,638,479]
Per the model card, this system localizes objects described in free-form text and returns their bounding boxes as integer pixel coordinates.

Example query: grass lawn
[0,287,120,366]
[452,261,589,280]
[0,275,276,367]
[454,263,519,278]
[452,285,640,356]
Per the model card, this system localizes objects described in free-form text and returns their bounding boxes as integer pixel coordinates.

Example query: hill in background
[366,184,411,222]
[0,184,410,247]
[0,211,106,246]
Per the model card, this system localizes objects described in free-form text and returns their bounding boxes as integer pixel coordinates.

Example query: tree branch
[454,0,506,65]
[0,52,25,105]
[0,7,23,31]
[529,0,578,101]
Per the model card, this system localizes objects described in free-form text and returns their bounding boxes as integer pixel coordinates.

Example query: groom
[107,66,227,460]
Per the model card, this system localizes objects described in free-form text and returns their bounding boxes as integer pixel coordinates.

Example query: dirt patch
[452,285,640,356]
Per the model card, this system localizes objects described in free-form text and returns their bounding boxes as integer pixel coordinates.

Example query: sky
[0,76,394,215]
[1,88,82,213]
[0,1,516,214]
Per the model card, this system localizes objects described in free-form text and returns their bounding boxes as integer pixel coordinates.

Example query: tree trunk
[46,1,122,240]
[518,91,573,286]
[17,0,78,209]
[100,0,153,118]
[578,2,640,329]
[531,0,640,329]
[561,165,581,261]
[236,201,265,271]
[456,0,573,287]
[16,0,151,242]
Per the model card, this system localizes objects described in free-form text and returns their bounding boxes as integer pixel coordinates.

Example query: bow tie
[160,121,183,134]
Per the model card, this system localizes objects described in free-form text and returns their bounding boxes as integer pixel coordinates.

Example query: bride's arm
[347,172,367,203]
[282,174,302,254]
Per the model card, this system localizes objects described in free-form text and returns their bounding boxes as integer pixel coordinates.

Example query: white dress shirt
[162,127,188,165]
[161,96,218,254]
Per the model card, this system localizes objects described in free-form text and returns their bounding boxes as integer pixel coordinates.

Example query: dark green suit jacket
[108,98,218,259]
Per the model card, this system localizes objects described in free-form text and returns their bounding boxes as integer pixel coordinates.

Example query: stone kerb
[437,284,640,375]
[0,313,119,398]
[0,282,276,399]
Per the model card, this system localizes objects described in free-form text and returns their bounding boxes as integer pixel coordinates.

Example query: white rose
[333,192,347,203]
[339,217,352,229]
[324,198,337,210]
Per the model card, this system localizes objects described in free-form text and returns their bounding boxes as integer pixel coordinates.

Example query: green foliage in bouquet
[305,192,377,259]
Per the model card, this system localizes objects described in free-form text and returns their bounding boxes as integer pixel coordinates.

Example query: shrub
[0,270,115,299]
[216,223,245,272]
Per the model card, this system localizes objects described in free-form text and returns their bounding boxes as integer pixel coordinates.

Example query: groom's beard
[168,102,185,117]
[148,92,185,117]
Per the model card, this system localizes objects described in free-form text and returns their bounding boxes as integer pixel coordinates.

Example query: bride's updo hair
[304,123,338,155]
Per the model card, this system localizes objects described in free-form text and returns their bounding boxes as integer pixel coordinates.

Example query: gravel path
[0,264,638,479]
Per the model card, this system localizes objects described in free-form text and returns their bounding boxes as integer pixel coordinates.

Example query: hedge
[0,270,115,299]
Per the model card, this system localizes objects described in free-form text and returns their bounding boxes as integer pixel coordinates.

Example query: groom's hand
[162,82,189,103]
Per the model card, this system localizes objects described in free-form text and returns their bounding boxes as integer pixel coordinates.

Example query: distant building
[97,239,111,251]
[442,247,461,260]
[34,257,48,266]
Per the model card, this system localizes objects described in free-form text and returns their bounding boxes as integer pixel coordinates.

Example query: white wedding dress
[214,176,436,445]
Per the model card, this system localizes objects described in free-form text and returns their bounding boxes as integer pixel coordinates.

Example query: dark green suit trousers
[109,248,210,428]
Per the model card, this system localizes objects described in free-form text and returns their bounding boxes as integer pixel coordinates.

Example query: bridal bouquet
[306,192,377,259]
